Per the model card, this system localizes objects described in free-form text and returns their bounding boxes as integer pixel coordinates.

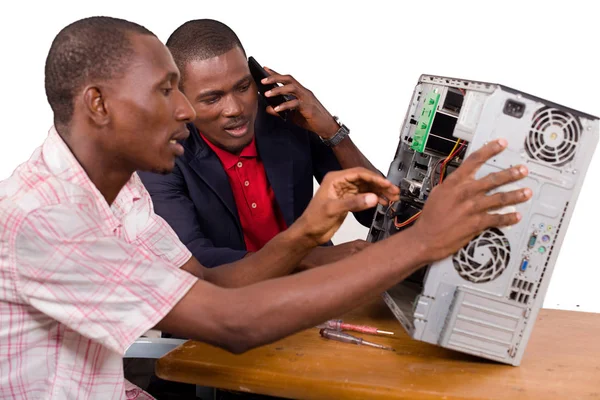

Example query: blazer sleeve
[138,166,248,268]
[308,131,376,228]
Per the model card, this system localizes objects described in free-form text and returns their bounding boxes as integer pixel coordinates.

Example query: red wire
[439,141,466,184]
[394,211,421,228]
[394,140,466,228]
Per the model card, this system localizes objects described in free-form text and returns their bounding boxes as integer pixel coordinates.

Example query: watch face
[321,120,349,146]
[331,126,349,146]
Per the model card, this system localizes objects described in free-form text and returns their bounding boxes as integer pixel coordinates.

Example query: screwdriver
[317,319,394,336]
[319,328,395,351]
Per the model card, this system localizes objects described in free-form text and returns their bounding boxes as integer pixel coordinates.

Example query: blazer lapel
[256,113,295,227]
[188,141,241,228]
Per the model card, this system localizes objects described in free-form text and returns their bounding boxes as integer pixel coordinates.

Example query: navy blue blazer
[138,107,375,267]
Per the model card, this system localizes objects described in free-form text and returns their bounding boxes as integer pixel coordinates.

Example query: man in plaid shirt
[0,16,531,400]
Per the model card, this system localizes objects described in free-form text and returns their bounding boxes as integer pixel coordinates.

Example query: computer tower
[367,74,599,365]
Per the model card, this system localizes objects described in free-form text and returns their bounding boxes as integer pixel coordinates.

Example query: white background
[0,0,598,312]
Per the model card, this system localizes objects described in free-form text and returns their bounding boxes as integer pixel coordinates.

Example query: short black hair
[166,19,245,88]
[44,16,155,128]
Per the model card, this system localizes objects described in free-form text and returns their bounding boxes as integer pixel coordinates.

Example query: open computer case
[367,74,599,365]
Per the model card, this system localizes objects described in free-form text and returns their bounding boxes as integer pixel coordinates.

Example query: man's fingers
[475,188,532,212]
[329,168,400,203]
[338,168,393,189]
[449,139,508,182]
[265,84,298,98]
[482,211,523,230]
[327,193,379,215]
[471,165,529,195]
[345,173,400,201]
[263,66,280,75]
[322,168,399,205]
[273,99,300,113]
[377,195,393,206]
[265,106,280,117]
[261,69,295,86]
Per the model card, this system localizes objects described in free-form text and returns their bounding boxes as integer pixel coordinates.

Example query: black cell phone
[248,56,293,120]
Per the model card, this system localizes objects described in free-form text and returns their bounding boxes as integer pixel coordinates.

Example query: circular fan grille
[453,228,511,283]
[525,107,582,167]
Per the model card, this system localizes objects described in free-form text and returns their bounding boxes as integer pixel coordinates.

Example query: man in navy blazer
[139,19,380,268]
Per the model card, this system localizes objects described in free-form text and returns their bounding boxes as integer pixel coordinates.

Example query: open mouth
[224,121,249,137]
[168,140,185,156]
[168,129,189,156]
[170,128,190,142]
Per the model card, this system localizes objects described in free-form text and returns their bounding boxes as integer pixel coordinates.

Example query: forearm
[166,228,426,353]
[315,118,379,174]
[186,238,248,268]
[331,136,380,174]
[220,228,426,351]
[165,138,531,353]
[202,221,316,287]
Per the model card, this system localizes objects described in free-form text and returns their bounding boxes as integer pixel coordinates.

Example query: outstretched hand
[408,138,532,263]
[296,168,399,246]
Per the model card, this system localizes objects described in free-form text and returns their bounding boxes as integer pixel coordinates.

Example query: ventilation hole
[452,228,511,283]
[525,107,582,166]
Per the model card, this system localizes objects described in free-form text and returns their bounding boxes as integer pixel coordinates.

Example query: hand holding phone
[248,57,340,139]
[248,56,294,120]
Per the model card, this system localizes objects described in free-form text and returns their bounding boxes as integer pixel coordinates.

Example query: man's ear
[82,85,110,126]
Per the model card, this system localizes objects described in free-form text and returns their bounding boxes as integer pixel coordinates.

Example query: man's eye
[239,83,251,92]
[161,88,173,96]
[203,96,220,105]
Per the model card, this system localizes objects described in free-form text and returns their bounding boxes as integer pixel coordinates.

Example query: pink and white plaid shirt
[0,127,198,399]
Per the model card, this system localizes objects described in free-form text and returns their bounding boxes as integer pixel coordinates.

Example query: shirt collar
[199,132,258,170]
[42,127,143,228]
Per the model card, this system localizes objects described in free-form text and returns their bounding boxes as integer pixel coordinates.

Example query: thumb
[265,105,281,118]
[330,193,379,215]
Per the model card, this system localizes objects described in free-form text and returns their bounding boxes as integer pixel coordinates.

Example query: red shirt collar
[199,133,258,170]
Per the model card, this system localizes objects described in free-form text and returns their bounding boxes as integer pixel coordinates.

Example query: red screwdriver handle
[340,323,379,335]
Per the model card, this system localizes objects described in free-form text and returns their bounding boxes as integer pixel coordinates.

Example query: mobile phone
[248,56,293,120]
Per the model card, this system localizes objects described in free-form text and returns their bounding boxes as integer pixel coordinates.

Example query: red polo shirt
[200,133,288,252]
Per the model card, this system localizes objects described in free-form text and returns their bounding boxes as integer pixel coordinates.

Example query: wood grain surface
[156,297,600,399]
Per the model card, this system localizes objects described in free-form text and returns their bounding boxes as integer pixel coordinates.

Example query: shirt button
[237,161,243,168]
[244,180,250,187]
[251,202,257,209]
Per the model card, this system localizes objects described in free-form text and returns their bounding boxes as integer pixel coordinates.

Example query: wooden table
[156,298,600,399]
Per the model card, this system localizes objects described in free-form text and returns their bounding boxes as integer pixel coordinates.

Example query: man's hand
[408,139,532,263]
[296,168,399,246]
[261,67,339,139]
[163,143,530,353]
[260,66,381,178]
[298,240,371,270]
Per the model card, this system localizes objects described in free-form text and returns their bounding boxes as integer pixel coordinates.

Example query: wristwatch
[320,116,350,147]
